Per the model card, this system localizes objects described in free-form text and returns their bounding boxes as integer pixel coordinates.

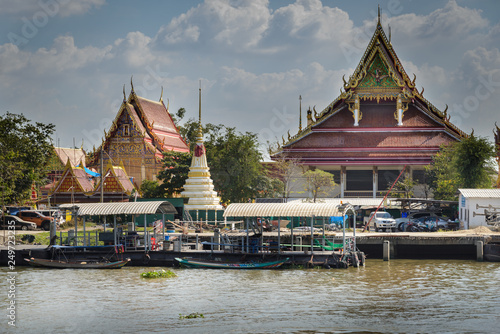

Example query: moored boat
[175,257,288,269]
[24,257,131,269]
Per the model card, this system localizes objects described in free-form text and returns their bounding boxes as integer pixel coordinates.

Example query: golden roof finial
[130,75,134,92]
[388,24,391,43]
[123,84,126,102]
[299,95,302,131]
[197,80,203,140]
[378,4,381,25]
[159,86,163,103]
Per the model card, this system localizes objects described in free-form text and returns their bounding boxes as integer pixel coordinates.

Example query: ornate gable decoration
[271,9,468,155]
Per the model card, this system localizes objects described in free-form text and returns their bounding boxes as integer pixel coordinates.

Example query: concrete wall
[459,194,500,229]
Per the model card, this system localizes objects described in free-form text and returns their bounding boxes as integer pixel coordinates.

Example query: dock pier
[2,231,499,267]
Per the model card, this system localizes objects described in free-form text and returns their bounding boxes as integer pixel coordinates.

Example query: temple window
[123,124,130,136]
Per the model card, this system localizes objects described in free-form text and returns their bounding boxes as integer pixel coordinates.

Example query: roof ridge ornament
[123,84,126,102]
[299,95,302,131]
[159,86,163,103]
[378,4,381,25]
[130,75,134,92]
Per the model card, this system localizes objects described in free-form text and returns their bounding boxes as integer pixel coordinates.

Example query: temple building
[87,80,189,188]
[47,158,135,204]
[180,85,223,214]
[271,12,467,198]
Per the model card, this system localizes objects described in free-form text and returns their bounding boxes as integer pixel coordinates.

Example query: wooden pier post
[383,240,390,261]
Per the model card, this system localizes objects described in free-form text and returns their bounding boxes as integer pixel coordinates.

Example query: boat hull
[24,257,130,269]
[175,257,288,269]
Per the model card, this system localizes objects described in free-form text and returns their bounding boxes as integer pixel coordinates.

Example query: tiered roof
[54,147,86,167]
[49,158,136,203]
[272,14,467,166]
[94,160,135,196]
[88,84,189,165]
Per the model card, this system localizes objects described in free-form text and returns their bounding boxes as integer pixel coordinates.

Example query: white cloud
[30,35,112,73]
[157,0,271,50]
[385,0,488,39]
[114,31,157,68]
[269,0,353,42]
[0,43,30,73]
[0,0,105,17]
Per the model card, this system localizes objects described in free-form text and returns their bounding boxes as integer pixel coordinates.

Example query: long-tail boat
[175,257,288,269]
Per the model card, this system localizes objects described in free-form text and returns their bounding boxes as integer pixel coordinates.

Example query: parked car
[365,211,397,232]
[1,215,37,230]
[16,210,54,231]
[38,209,65,226]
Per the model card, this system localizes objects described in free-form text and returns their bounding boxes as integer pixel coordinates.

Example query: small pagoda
[180,85,223,213]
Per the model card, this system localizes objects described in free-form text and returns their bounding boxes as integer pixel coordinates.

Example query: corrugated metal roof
[286,198,399,207]
[459,189,500,198]
[59,201,177,216]
[223,202,354,218]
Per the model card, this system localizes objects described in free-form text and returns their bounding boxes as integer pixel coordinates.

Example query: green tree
[205,126,263,203]
[454,133,495,188]
[425,144,460,200]
[140,180,164,198]
[157,150,192,197]
[255,174,284,198]
[0,112,55,204]
[304,169,336,202]
[426,134,495,200]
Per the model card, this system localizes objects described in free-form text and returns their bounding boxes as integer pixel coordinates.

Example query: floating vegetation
[140,269,177,279]
[179,313,204,319]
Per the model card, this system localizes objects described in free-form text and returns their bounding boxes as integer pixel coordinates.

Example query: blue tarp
[330,215,347,223]
[76,164,100,177]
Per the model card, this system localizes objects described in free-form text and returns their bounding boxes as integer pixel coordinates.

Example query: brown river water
[2,259,499,333]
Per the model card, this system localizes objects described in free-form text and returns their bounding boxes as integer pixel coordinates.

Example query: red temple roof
[272,17,467,166]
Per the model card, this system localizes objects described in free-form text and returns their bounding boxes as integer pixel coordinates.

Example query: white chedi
[181,128,223,211]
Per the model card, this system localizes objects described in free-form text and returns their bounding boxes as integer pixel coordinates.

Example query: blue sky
[1,0,499,158]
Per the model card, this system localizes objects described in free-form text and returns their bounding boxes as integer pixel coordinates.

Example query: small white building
[458,189,500,229]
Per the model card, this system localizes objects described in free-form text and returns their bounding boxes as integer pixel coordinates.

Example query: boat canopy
[223,202,355,218]
[59,201,177,216]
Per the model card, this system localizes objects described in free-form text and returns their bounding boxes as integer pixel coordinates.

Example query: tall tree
[304,169,336,202]
[157,150,192,197]
[205,126,263,203]
[426,133,495,200]
[0,112,55,204]
[454,132,495,188]
[139,180,164,198]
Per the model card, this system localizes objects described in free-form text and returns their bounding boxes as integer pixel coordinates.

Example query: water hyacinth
[140,269,177,278]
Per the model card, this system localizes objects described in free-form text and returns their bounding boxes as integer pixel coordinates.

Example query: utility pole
[100,149,104,203]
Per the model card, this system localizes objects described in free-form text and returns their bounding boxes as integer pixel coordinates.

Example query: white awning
[223,202,355,218]
[59,201,177,216]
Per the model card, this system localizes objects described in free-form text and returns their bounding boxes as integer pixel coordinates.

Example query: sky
[1,0,499,159]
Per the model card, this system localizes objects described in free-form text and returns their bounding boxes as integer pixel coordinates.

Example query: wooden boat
[24,257,131,269]
[175,257,288,269]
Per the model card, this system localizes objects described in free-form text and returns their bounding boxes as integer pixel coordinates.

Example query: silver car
[2,215,37,230]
